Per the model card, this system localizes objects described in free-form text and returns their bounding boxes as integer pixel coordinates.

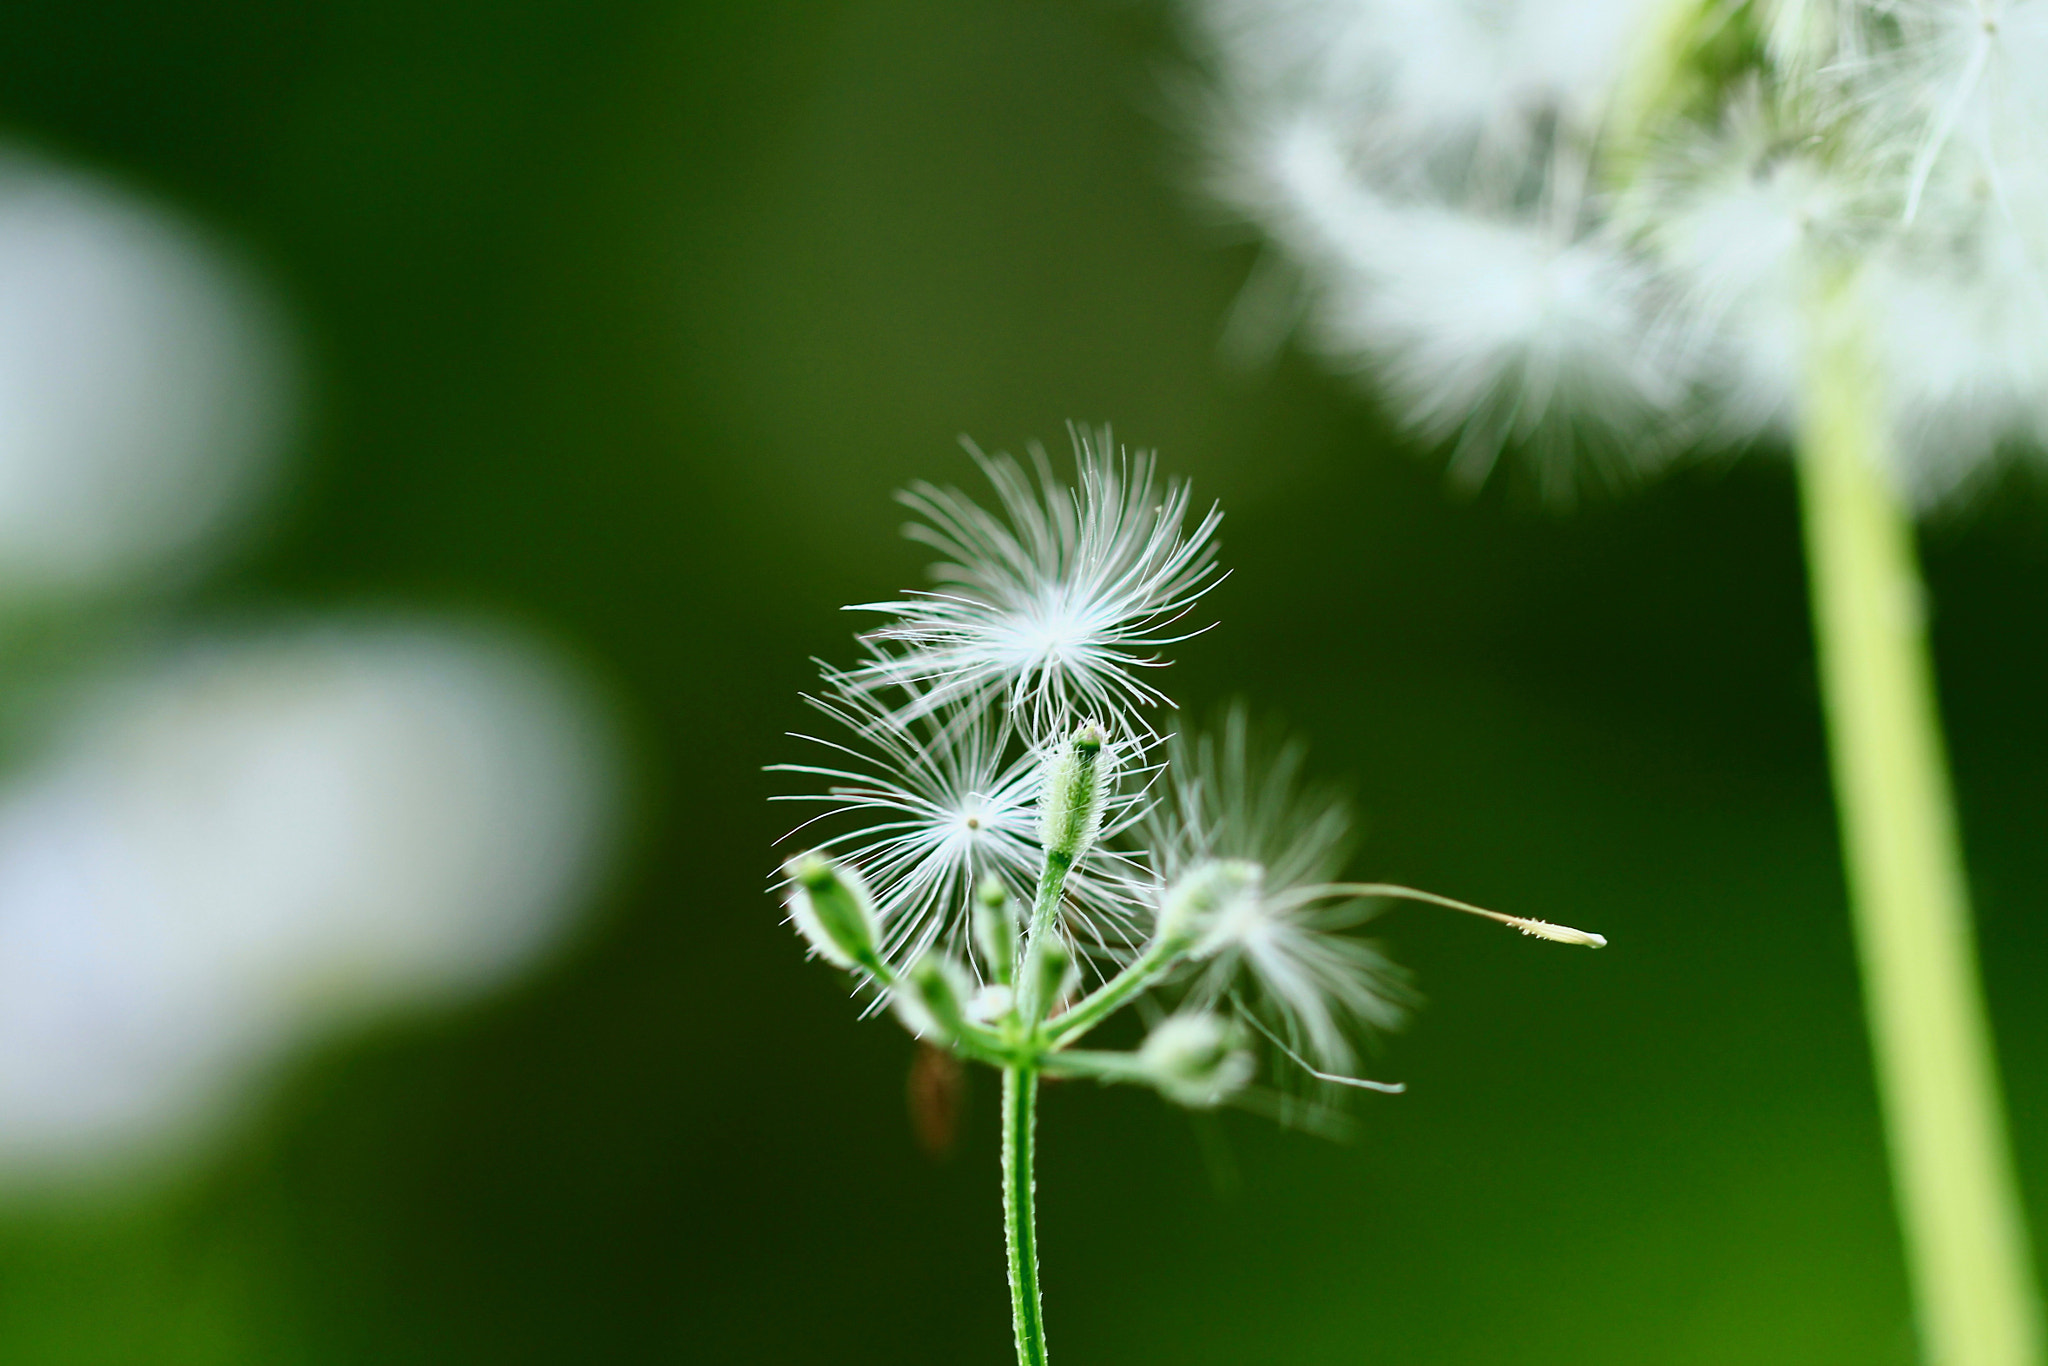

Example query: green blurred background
[3,1,2047,1361]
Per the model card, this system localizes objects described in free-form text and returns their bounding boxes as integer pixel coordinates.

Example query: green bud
[974,878,1020,984]
[1156,858,1264,950]
[1037,723,1110,868]
[783,852,879,970]
[892,954,973,1042]
[1139,1014,1255,1109]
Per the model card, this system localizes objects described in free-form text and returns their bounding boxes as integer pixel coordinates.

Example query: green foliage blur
[3,2,2047,1361]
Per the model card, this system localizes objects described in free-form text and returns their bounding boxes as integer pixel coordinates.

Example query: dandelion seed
[845,426,1222,737]
[770,672,1151,976]
[1143,709,1411,1075]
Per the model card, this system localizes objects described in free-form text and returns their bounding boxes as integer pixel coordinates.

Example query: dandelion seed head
[1195,0,2048,504]
[771,441,1560,1110]
[1199,0,1657,156]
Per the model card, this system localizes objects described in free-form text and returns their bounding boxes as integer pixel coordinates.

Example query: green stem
[1039,1049,1149,1084]
[1018,854,1075,1026]
[1046,935,1185,1046]
[1027,854,1071,943]
[1799,275,2043,1366]
[1002,1066,1048,1366]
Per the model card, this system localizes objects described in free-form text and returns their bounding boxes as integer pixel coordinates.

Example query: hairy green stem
[1003,1066,1048,1366]
[1047,935,1186,1046]
[1018,854,1075,1026]
[1028,854,1071,944]
[1039,1049,1149,1084]
[1800,277,2043,1366]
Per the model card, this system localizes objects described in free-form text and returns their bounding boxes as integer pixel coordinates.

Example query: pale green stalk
[1799,273,2044,1366]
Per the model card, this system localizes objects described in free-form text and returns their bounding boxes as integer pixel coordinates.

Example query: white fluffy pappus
[1624,86,1875,440]
[846,427,1222,739]
[1195,0,1661,158]
[1142,709,1411,1077]
[1253,119,1690,492]
[771,673,1156,979]
[1195,0,2048,505]
[1856,0,2048,222]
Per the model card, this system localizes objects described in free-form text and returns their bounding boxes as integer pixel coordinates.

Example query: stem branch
[1047,935,1186,1046]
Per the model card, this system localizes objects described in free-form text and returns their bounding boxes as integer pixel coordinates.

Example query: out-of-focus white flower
[1191,0,2048,503]
[0,147,294,596]
[847,426,1222,737]
[0,619,616,1181]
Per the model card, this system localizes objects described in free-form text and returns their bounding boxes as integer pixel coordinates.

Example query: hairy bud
[1032,935,1079,1017]
[1037,723,1109,869]
[1139,1014,1255,1110]
[892,954,974,1042]
[1156,858,1264,949]
[783,852,879,969]
[974,877,1021,984]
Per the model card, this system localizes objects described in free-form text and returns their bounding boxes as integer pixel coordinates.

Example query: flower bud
[974,877,1020,984]
[1156,858,1264,950]
[1139,1013,1256,1109]
[782,852,879,969]
[1037,723,1109,869]
[892,954,974,1042]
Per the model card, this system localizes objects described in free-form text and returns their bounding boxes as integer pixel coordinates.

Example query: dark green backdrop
[3,2,2046,1362]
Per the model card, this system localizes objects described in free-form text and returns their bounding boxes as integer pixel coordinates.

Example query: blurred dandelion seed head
[1192,0,2048,504]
